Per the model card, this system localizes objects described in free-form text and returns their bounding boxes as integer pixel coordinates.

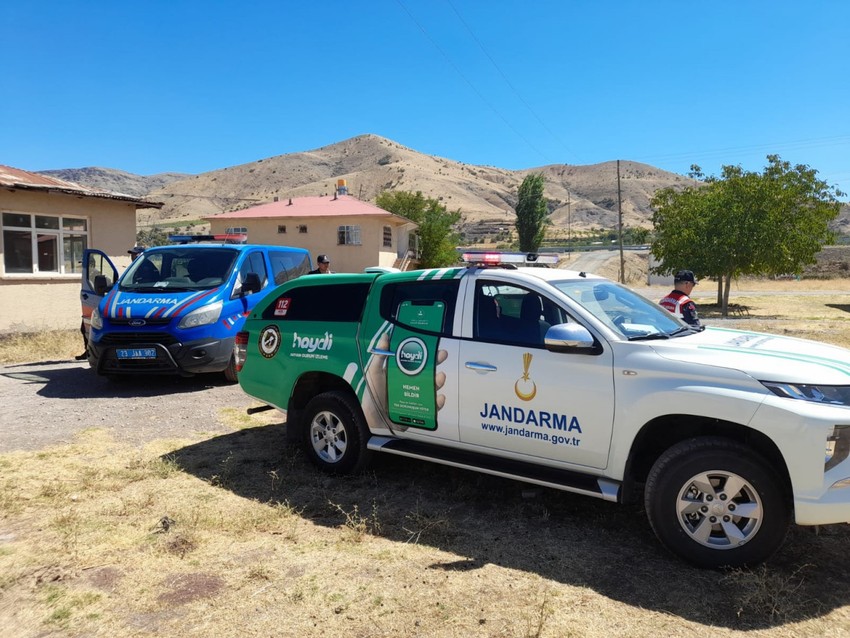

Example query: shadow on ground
[1,360,230,400]
[169,423,850,631]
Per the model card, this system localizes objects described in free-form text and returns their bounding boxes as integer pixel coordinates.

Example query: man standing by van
[309,254,332,274]
[660,270,701,327]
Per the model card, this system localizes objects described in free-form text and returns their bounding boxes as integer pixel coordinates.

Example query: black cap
[128,245,145,255]
[674,269,697,284]
[317,254,330,264]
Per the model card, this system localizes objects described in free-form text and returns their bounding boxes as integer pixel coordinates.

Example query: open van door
[81,249,119,339]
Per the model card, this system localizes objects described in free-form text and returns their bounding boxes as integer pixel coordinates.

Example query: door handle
[465,362,497,372]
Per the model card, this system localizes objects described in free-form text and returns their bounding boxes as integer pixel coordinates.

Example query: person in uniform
[659,269,701,327]
[308,254,333,274]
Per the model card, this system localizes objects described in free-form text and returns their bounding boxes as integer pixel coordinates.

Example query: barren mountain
[38,167,189,198]
[40,134,849,240]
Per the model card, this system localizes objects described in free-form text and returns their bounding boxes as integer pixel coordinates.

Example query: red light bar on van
[461,251,559,265]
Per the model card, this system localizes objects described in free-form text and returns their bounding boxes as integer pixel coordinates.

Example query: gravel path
[0,360,262,453]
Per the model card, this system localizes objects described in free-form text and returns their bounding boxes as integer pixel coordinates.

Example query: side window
[269,251,311,285]
[233,251,268,298]
[86,253,116,290]
[262,283,371,322]
[474,280,566,347]
[379,280,459,337]
[249,252,269,287]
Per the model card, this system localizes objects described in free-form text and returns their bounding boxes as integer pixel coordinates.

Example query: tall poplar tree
[515,173,549,252]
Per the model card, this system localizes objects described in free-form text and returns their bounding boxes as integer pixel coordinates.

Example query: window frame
[337,225,362,246]
[2,211,89,277]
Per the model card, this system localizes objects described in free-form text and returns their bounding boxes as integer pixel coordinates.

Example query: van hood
[103,288,219,322]
[650,326,850,384]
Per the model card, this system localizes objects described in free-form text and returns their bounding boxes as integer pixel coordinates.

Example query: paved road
[565,250,619,274]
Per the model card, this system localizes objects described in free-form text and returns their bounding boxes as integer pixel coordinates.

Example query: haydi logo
[292,332,334,353]
[396,338,427,376]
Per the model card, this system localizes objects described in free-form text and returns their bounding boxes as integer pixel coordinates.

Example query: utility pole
[617,160,624,283]
[567,190,571,253]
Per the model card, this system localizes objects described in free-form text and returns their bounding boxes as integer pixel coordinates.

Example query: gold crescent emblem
[514,352,537,401]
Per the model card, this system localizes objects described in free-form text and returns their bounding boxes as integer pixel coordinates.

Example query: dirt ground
[0,362,260,454]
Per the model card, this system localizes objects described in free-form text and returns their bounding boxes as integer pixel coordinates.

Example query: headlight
[178,300,223,329]
[762,382,850,407]
[91,306,103,330]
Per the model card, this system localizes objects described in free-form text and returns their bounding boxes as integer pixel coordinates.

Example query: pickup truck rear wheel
[645,437,790,569]
[303,391,371,474]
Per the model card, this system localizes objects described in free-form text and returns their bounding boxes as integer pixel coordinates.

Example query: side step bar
[367,436,620,503]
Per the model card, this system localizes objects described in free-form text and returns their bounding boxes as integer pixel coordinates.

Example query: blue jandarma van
[82,235,310,381]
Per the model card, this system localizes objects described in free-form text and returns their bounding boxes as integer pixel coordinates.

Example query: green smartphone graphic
[387,301,445,430]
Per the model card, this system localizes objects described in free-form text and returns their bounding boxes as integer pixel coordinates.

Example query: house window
[383,226,392,248]
[298,225,308,234]
[2,212,88,275]
[338,225,362,246]
[277,225,287,234]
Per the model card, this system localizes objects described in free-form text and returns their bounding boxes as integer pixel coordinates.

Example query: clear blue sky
[3,1,848,197]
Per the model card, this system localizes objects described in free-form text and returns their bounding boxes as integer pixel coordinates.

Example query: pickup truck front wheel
[645,437,790,569]
[303,391,371,474]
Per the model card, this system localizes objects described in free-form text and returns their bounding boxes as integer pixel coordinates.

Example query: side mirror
[94,274,110,296]
[544,323,600,354]
[241,272,262,295]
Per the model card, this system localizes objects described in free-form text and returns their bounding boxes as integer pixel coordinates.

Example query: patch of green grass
[42,586,101,628]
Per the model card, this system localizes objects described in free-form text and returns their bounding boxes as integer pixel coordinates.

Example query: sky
[3,1,848,197]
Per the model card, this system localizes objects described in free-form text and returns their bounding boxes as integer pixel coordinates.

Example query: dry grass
[2,425,850,638]
[0,329,81,365]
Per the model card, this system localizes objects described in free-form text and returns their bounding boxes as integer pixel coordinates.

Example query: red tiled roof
[0,164,163,208]
[206,195,413,223]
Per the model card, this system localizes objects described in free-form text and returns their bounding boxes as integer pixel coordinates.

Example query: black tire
[302,391,372,475]
[222,353,238,384]
[645,437,791,569]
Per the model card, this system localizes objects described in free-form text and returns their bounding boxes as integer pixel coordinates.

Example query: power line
[395,0,555,166]
[445,0,582,164]
[636,134,850,166]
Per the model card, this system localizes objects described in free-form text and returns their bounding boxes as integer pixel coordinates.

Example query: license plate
[116,348,157,359]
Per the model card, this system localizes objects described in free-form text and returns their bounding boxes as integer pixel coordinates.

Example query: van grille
[99,332,180,347]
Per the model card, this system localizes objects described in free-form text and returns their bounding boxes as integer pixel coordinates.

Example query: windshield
[554,279,687,339]
[120,248,239,292]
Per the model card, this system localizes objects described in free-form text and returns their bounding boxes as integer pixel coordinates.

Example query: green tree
[136,226,169,247]
[651,155,844,316]
[515,174,549,252]
[375,190,462,268]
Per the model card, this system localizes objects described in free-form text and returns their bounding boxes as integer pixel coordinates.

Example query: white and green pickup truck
[234,253,850,568]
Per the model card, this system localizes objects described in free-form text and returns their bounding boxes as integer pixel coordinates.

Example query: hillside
[40,134,849,240]
[37,167,189,198]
